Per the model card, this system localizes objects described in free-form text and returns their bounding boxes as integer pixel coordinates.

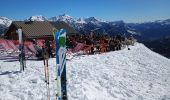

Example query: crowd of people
[30,33,136,59]
[66,33,136,55]
[0,32,136,60]
[32,39,54,59]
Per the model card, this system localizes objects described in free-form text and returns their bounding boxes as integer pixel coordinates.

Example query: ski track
[0,43,170,100]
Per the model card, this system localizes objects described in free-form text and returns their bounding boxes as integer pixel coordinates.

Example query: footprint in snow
[0,84,3,91]
[125,92,132,97]
[30,78,38,84]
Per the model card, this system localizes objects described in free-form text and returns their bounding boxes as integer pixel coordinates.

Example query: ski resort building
[4,21,78,40]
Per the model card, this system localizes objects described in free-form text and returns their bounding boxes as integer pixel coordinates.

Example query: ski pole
[46,59,50,100]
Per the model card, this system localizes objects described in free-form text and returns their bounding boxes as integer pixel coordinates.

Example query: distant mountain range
[1,14,170,41]
[143,36,170,58]
[0,14,170,58]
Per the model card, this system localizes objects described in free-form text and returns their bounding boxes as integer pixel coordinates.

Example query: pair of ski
[19,45,26,71]
[17,28,26,72]
[55,29,67,100]
[43,29,67,100]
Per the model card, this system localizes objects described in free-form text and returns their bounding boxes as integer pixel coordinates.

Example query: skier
[45,40,53,58]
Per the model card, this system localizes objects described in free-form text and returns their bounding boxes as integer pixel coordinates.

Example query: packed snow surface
[0,43,170,100]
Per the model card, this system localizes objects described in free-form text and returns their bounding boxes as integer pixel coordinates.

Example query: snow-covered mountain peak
[0,17,10,21]
[59,14,72,18]
[58,14,74,21]
[76,17,86,24]
[85,17,99,23]
[49,14,75,24]
[0,17,12,34]
[162,19,170,25]
[27,15,47,21]
[0,17,12,27]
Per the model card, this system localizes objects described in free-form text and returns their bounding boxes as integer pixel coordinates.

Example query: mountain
[1,14,169,40]
[127,19,170,41]
[84,17,100,23]
[143,36,170,58]
[48,14,170,40]
[49,14,75,24]
[26,15,48,21]
[76,17,86,24]
[0,17,12,34]
[49,15,169,58]
[49,14,129,36]
[0,43,170,100]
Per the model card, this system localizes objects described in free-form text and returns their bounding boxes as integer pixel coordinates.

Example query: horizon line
[1,14,170,24]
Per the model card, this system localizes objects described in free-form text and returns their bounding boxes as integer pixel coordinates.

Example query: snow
[0,43,170,100]
[0,17,12,27]
[127,30,137,35]
[0,17,12,34]
[162,19,170,25]
[27,15,47,21]
[85,17,99,23]
[49,14,75,24]
[76,18,86,24]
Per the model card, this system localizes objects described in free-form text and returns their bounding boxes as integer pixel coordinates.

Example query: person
[42,41,48,59]
[91,44,94,54]
[32,39,43,59]
[45,40,53,58]
[109,39,114,51]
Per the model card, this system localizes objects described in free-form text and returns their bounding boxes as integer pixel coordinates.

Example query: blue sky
[0,0,170,22]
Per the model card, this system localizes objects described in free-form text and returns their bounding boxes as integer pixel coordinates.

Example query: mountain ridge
[1,14,170,36]
[0,14,170,41]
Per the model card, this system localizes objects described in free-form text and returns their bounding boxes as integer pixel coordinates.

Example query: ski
[18,27,26,72]
[55,29,67,100]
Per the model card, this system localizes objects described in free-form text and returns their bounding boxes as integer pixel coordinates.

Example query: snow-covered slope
[0,43,170,100]
[67,43,170,100]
